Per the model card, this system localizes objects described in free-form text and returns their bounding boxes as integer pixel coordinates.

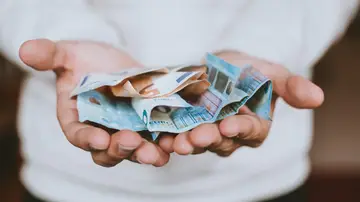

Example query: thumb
[19,39,66,71]
[278,75,324,109]
[209,51,324,109]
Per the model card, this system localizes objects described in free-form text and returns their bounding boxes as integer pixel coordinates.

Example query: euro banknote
[76,89,160,140]
[76,53,273,139]
[131,54,272,133]
[110,70,209,98]
[71,64,208,98]
[71,66,167,97]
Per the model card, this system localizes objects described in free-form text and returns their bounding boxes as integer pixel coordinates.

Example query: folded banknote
[71,66,167,97]
[110,70,209,98]
[76,53,273,140]
[71,64,209,98]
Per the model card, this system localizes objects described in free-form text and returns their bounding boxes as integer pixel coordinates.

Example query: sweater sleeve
[0,0,123,80]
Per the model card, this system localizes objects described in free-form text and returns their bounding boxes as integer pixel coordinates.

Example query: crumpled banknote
[71,64,210,98]
[75,53,273,140]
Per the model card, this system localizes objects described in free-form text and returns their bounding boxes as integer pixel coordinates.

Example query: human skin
[19,39,324,167]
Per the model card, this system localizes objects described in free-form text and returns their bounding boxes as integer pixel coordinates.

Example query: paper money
[71,64,209,98]
[111,70,208,98]
[76,53,272,140]
[77,90,147,131]
[111,65,209,98]
[76,89,162,140]
[130,54,272,133]
[70,66,168,97]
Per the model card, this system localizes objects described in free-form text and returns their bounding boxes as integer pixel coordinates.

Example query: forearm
[0,0,122,78]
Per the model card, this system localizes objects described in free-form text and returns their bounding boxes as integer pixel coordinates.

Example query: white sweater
[0,1,358,201]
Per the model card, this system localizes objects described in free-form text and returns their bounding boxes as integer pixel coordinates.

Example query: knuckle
[191,148,206,155]
[242,138,265,148]
[153,158,170,168]
[93,158,118,168]
[216,145,240,157]
[244,115,269,142]
[258,131,269,143]
[63,123,78,142]
[162,157,171,166]
[212,138,233,151]
[95,161,116,168]
[217,150,235,157]
[91,153,119,167]
[107,150,129,160]
[73,128,90,148]
[232,115,271,148]
[208,138,238,154]
[248,132,266,145]
[248,140,263,148]
[107,152,119,159]
[65,131,84,149]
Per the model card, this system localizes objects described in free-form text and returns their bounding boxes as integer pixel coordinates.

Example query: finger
[219,115,255,137]
[187,123,240,156]
[173,132,194,155]
[158,134,175,153]
[19,39,68,71]
[208,138,242,157]
[219,114,270,147]
[131,142,160,165]
[188,124,222,148]
[256,63,324,109]
[57,88,110,151]
[107,130,143,160]
[153,146,170,167]
[282,75,324,109]
[212,52,324,109]
[191,147,207,155]
[91,151,119,167]
[65,123,111,151]
[238,105,254,115]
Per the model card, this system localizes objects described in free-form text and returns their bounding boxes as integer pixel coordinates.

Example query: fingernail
[118,144,137,152]
[228,133,239,138]
[89,144,102,152]
[180,143,193,154]
[136,157,146,164]
[134,154,146,164]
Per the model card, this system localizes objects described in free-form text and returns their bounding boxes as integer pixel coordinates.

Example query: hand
[158,51,324,156]
[19,39,170,167]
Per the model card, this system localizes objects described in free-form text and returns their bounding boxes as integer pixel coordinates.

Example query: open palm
[20,39,170,167]
[158,51,324,157]
[20,39,324,167]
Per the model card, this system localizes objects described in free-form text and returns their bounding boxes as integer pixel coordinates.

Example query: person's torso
[91,0,304,70]
[19,1,312,201]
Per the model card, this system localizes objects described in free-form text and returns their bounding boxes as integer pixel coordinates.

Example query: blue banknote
[140,53,272,133]
[77,90,147,131]
[76,53,273,139]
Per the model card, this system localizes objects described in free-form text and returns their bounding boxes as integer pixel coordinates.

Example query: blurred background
[0,11,360,202]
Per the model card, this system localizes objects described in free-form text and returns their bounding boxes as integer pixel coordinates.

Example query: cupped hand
[158,51,325,156]
[19,39,170,167]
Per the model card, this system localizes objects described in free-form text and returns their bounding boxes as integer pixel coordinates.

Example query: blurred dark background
[1,13,360,202]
